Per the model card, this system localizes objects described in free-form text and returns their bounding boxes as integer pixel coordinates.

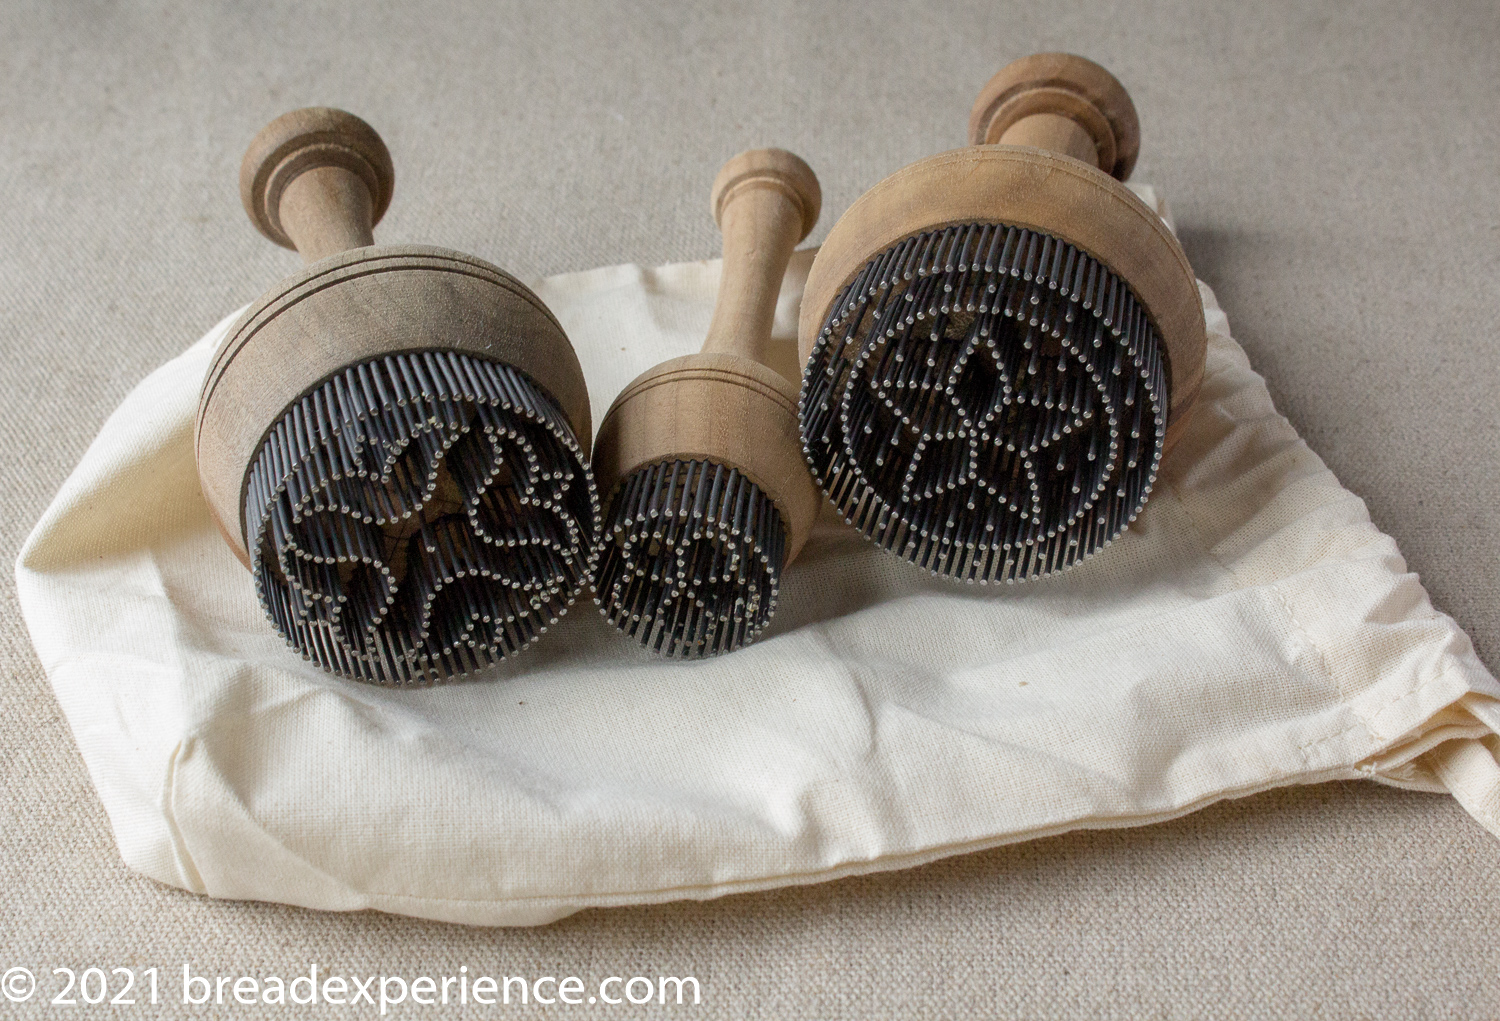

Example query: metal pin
[800,223,1168,588]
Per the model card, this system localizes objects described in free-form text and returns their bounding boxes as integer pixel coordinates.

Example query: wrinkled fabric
[17,189,1500,926]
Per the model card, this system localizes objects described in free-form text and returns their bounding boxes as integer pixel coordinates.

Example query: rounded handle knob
[239,107,395,262]
[710,147,821,242]
[967,53,1140,180]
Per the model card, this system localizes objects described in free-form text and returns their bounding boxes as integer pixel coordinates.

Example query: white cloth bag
[18,190,1500,926]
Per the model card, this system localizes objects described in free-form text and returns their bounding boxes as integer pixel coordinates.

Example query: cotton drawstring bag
[18,188,1500,926]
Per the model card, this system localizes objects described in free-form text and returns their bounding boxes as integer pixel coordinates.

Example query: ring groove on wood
[591,149,824,656]
[796,55,1204,585]
[198,108,599,684]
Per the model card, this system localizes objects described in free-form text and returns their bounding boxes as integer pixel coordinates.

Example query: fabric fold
[18,191,1500,925]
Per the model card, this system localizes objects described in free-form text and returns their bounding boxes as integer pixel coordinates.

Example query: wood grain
[239,107,394,254]
[802,55,1205,456]
[594,149,824,561]
[967,52,1140,180]
[196,109,591,566]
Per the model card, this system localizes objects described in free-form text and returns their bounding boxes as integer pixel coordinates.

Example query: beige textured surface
[1,0,1496,1016]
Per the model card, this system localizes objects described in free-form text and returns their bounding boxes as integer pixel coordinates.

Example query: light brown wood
[197,245,592,567]
[239,107,394,253]
[594,148,824,560]
[998,112,1100,167]
[801,56,1205,456]
[967,52,1139,180]
[593,355,819,557]
[277,165,376,262]
[702,147,820,362]
[197,110,592,568]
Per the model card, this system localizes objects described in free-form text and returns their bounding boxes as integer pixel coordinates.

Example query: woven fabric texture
[18,222,1500,925]
[3,0,1498,1016]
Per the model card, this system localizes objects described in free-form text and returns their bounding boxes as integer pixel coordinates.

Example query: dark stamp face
[595,458,789,658]
[246,351,599,684]
[801,222,1167,584]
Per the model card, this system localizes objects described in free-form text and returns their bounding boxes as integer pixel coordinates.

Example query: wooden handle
[593,149,824,563]
[702,148,820,363]
[239,107,395,263]
[967,53,1140,181]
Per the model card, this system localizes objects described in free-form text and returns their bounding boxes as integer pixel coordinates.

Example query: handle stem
[702,187,802,362]
[701,149,821,365]
[997,112,1101,169]
[278,165,376,263]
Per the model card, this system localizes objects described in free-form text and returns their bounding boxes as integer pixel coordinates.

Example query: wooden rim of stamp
[593,149,825,561]
[197,109,591,566]
[800,56,1204,455]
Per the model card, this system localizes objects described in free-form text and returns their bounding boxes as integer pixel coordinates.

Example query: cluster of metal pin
[594,459,789,657]
[799,222,1168,583]
[244,350,600,684]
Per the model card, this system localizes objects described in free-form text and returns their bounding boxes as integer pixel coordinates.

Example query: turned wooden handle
[967,53,1141,180]
[702,148,821,363]
[593,148,824,562]
[239,107,395,264]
